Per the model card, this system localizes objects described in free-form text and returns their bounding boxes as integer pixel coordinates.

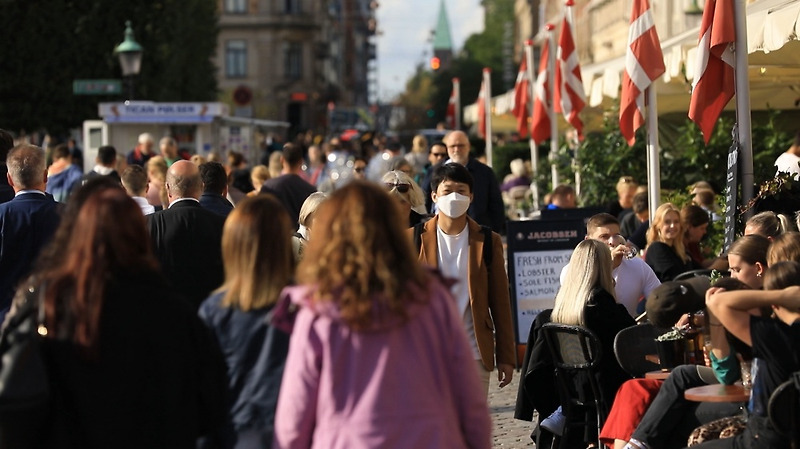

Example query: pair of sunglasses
[384,182,410,193]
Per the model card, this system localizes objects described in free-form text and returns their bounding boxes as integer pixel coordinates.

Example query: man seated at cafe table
[560,213,661,318]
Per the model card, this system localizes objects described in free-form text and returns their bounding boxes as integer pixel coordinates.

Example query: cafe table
[684,384,751,403]
[645,370,671,380]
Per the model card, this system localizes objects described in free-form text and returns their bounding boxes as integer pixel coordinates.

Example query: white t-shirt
[559,256,661,318]
[774,152,800,179]
[437,223,480,360]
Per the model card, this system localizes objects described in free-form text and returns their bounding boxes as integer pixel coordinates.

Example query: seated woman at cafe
[539,240,635,443]
[646,203,697,282]
[692,261,800,449]
[743,210,793,240]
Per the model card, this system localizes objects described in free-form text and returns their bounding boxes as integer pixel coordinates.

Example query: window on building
[226,40,247,78]
[284,43,302,80]
[224,0,247,13]
[285,0,301,14]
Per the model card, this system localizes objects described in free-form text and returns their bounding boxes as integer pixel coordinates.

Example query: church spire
[433,0,453,51]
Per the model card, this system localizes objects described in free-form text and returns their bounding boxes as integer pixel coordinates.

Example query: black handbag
[0,283,49,412]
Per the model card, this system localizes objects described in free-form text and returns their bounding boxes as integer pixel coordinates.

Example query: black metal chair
[768,372,800,449]
[540,323,608,449]
[673,269,714,281]
[614,323,660,378]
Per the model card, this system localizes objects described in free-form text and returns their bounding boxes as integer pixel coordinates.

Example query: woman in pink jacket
[273,181,491,449]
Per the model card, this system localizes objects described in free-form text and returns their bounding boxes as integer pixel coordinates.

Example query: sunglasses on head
[384,182,410,193]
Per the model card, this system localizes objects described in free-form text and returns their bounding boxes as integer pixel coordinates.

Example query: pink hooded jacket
[273,275,491,449]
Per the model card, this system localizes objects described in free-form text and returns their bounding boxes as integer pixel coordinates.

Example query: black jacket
[147,200,226,309]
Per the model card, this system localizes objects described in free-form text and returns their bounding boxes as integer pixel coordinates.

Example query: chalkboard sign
[723,143,739,253]
[506,219,585,344]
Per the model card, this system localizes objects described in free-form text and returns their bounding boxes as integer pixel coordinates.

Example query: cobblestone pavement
[488,369,536,448]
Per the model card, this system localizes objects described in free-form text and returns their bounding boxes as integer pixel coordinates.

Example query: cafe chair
[673,269,714,281]
[768,372,800,448]
[614,323,660,378]
[540,323,608,449]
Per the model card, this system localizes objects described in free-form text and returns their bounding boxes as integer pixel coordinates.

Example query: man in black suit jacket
[260,143,316,228]
[0,129,15,204]
[198,161,234,217]
[147,160,225,309]
[0,144,61,322]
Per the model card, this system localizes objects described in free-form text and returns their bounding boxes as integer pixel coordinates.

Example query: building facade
[214,0,377,136]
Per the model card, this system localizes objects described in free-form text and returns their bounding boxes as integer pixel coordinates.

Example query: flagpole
[524,40,539,210]
[646,87,661,220]
[547,29,559,188]
[454,78,462,130]
[484,68,493,168]
[734,0,754,216]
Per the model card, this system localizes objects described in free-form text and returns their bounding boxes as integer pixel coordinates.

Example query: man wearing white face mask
[409,162,516,395]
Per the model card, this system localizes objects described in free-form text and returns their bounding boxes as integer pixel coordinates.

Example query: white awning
[465,0,800,124]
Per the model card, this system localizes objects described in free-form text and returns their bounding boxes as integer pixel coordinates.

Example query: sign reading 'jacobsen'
[506,220,585,345]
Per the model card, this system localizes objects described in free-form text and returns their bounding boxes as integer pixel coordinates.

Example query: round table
[645,370,671,380]
[684,384,750,402]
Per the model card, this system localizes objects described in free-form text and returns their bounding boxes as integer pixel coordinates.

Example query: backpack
[412,222,493,271]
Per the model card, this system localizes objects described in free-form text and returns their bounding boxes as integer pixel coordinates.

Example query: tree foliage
[0,0,218,136]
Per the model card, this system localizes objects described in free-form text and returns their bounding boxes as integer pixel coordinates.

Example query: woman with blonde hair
[292,192,327,262]
[248,165,270,197]
[146,155,168,208]
[405,133,429,179]
[198,194,295,448]
[744,210,793,239]
[545,239,635,443]
[273,181,491,449]
[381,170,426,226]
[645,203,695,281]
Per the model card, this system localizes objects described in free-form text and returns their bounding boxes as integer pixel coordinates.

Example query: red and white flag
[554,0,586,140]
[512,44,531,138]
[531,29,553,144]
[619,0,666,145]
[477,71,488,139]
[445,78,461,130]
[688,0,735,144]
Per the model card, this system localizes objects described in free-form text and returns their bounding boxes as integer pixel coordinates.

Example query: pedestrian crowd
[1,125,799,449]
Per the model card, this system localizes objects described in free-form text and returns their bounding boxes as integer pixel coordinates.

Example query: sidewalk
[488,369,536,448]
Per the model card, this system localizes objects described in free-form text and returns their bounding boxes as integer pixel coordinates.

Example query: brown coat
[409,215,516,370]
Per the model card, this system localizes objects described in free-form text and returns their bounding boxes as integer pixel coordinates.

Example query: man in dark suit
[198,161,233,217]
[147,160,225,309]
[0,129,15,204]
[0,144,61,322]
[260,143,316,228]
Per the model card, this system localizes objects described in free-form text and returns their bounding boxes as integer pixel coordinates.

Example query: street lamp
[114,21,143,100]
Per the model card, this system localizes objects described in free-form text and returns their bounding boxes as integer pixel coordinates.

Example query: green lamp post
[113,21,143,100]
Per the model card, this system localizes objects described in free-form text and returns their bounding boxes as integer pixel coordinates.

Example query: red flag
[445,78,460,129]
[512,46,530,137]
[531,31,552,143]
[619,0,666,145]
[554,1,586,140]
[477,75,487,138]
[688,0,735,144]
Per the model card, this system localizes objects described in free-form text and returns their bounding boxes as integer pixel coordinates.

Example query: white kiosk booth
[82,101,289,172]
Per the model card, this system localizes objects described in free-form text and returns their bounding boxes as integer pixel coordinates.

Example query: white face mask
[436,192,471,218]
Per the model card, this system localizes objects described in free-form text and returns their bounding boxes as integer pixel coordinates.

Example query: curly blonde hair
[297,181,428,330]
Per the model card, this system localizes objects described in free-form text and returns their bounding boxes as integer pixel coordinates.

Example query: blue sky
[375,0,484,101]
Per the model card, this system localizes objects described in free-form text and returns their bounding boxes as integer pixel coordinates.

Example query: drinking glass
[608,234,638,259]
